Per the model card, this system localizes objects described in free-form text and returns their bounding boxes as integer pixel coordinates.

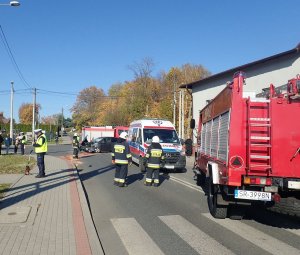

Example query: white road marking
[169,176,204,193]
[111,217,164,255]
[203,213,300,255]
[159,215,234,255]
[286,228,300,237]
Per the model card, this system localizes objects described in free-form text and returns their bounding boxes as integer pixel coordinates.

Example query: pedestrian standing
[72,133,80,159]
[111,132,132,187]
[14,137,19,154]
[0,132,3,155]
[144,136,165,187]
[4,134,11,155]
[33,129,48,178]
[19,132,26,155]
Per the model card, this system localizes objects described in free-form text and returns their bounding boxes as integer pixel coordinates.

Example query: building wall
[192,53,300,130]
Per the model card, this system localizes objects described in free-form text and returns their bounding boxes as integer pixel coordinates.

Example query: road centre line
[202,213,300,255]
[111,218,164,255]
[159,215,234,255]
[168,175,204,193]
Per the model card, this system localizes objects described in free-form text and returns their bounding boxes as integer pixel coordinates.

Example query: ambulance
[128,119,186,172]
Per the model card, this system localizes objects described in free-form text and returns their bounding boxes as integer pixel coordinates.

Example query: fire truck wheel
[196,172,206,186]
[139,157,146,173]
[207,177,228,219]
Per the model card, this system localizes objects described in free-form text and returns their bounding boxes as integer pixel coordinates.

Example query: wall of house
[191,53,300,133]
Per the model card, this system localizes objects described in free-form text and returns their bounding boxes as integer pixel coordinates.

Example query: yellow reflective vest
[35,134,48,153]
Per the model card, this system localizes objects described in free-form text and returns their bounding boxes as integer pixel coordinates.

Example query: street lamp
[0,1,20,6]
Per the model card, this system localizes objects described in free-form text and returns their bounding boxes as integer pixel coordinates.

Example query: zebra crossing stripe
[202,213,300,255]
[158,215,233,255]
[111,218,164,255]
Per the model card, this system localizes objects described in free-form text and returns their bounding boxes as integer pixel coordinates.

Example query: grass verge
[0,183,11,199]
[0,154,36,174]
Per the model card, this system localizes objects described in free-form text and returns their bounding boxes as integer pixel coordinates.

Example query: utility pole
[173,76,176,128]
[61,107,64,131]
[178,90,182,138]
[182,90,185,140]
[32,88,36,142]
[10,81,14,140]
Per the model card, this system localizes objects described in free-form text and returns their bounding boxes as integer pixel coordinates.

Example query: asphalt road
[76,151,300,255]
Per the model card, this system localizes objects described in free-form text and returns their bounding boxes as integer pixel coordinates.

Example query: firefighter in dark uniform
[72,133,80,159]
[111,132,132,187]
[33,129,48,178]
[144,136,165,187]
[19,132,26,155]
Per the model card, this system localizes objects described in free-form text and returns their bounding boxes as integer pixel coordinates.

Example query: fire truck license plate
[234,190,271,201]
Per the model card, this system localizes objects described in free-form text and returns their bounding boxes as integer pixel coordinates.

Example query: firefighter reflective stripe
[35,134,48,153]
[153,179,159,184]
[145,178,152,183]
[119,178,125,183]
[114,145,125,153]
[150,149,162,157]
[126,154,132,158]
[111,153,115,156]
[115,159,128,164]
[145,153,150,158]
[147,163,160,169]
[114,178,120,182]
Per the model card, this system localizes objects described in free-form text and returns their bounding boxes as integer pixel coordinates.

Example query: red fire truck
[192,72,300,219]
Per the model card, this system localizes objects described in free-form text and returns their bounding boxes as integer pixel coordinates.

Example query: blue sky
[0,0,299,122]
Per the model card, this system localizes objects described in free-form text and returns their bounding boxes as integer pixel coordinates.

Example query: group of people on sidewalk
[0,131,27,155]
[111,132,165,188]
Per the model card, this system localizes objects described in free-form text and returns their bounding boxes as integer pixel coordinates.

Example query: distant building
[180,43,300,130]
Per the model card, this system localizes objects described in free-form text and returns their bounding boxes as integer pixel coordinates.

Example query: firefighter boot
[144,178,152,186]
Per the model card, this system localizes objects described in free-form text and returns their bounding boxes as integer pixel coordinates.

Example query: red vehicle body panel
[196,72,300,188]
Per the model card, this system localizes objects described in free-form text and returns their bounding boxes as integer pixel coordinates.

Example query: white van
[128,119,186,172]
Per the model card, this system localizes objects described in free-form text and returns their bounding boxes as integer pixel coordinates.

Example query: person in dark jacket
[111,132,132,187]
[72,133,80,159]
[0,132,3,155]
[19,132,26,155]
[144,136,165,187]
[4,134,11,155]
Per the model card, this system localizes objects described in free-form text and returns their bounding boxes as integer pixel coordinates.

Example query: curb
[72,166,105,255]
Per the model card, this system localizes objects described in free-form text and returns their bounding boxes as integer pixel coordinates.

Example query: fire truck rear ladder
[247,98,272,174]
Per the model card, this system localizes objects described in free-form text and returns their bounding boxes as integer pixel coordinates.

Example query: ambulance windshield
[143,129,179,144]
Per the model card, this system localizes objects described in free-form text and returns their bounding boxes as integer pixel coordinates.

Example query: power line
[0,25,33,90]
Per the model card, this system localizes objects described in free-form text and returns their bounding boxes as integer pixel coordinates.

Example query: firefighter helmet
[152,136,160,143]
[119,132,128,139]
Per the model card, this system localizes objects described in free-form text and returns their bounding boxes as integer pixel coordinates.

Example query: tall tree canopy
[71,86,105,127]
[71,61,211,139]
[19,103,41,124]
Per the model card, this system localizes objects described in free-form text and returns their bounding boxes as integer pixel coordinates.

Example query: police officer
[144,136,165,187]
[19,132,26,155]
[72,133,80,159]
[33,129,48,178]
[111,132,132,187]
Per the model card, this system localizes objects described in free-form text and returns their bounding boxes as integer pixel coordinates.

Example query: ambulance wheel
[139,157,145,173]
[207,177,228,219]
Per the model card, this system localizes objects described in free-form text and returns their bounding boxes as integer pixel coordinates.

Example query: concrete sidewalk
[0,155,103,255]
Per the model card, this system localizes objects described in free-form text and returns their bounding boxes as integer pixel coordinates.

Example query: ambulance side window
[136,129,142,144]
[132,128,138,142]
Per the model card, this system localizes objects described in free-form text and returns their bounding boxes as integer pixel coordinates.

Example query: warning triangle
[232,157,242,166]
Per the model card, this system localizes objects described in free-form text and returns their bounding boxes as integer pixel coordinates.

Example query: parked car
[93,137,117,153]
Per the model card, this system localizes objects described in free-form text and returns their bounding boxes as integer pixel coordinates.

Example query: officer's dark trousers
[20,143,25,155]
[37,153,46,176]
[146,167,159,183]
[115,164,128,184]
[73,148,79,158]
